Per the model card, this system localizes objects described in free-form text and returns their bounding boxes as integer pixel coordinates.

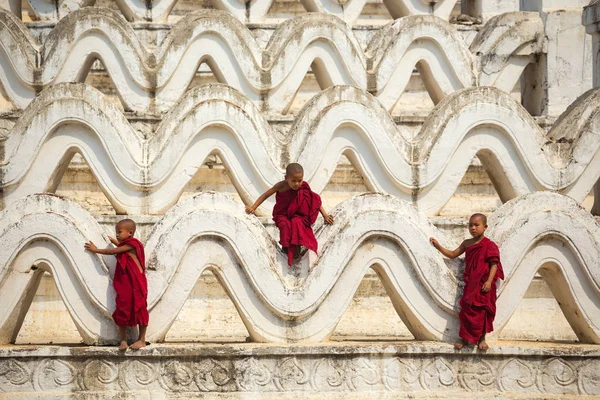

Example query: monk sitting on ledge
[85,219,149,351]
[246,163,334,265]
[430,213,504,351]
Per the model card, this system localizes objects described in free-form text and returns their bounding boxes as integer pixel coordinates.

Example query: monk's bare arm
[245,182,285,214]
[319,206,334,224]
[429,238,466,259]
[85,241,133,256]
[482,262,498,292]
[105,235,119,246]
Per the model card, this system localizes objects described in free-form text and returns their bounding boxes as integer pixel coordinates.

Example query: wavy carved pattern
[0,191,598,344]
[10,0,461,23]
[0,8,543,114]
[2,83,599,215]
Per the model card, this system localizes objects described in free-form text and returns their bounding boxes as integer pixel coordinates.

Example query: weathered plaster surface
[585,0,600,87]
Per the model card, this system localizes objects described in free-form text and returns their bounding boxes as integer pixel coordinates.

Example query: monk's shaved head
[285,163,304,176]
[470,213,487,225]
[117,218,136,233]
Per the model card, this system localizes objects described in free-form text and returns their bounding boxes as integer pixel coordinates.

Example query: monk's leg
[478,318,489,350]
[130,325,147,349]
[274,217,291,249]
[275,216,295,264]
[458,304,485,345]
[118,326,128,350]
[478,334,489,351]
[289,216,307,258]
[289,216,304,247]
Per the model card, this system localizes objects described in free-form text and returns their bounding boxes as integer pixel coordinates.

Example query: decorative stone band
[0,342,599,397]
[0,192,598,345]
[0,8,544,114]
[3,0,461,23]
[1,83,599,216]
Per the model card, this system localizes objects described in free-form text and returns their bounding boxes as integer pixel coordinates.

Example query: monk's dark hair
[470,213,487,225]
[285,163,304,176]
[117,218,137,233]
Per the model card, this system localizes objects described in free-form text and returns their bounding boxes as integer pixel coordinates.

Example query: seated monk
[245,163,334,265]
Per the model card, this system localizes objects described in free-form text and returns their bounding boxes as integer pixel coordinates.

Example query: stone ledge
[2,340,600,358]
[0,342,599,398]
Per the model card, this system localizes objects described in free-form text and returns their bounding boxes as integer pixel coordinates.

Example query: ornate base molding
[1,342,599,398]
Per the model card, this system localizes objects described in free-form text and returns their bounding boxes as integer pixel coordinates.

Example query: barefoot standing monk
[245,163,334,265]
[85,219,149,350]
[429,213,504,350]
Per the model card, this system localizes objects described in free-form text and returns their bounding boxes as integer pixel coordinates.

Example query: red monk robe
[459,237,504,343]
[273,181,322,265]
[112,237,149,327]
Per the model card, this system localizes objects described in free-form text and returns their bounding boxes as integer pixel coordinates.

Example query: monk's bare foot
[478,340,489,351]
[130,340,146,350]
[454,339,466,350]
[118,340,128,351]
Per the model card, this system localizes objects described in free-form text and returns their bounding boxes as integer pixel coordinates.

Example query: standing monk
[245,163,334,265]
[429,213,504,350]
[85,219,149,350]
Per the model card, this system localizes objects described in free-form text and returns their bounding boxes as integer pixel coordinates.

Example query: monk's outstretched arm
[319,206,334,224]
[85,241,133,256]
[245,182,284,214]
[429,238,465,259]
[482,262,498,292]
[105,235,119,246]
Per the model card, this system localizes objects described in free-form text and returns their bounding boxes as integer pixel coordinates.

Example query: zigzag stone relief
[1,191,599,345]
[0,8,544,114]
[2,83,598,215]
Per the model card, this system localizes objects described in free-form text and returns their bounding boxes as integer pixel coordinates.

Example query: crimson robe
[458,237,504,344]
[273,181,322,265]
[112,237,149,327]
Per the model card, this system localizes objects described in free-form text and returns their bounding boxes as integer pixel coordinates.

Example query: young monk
[429,213,504,351]
[84,219,149,350]
[245,163,334,265]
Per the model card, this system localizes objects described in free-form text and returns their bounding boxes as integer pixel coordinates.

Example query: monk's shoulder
[484,237,500,253]
[487,237,498,246]
[463,238,476,248]
[274,180,288,192]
